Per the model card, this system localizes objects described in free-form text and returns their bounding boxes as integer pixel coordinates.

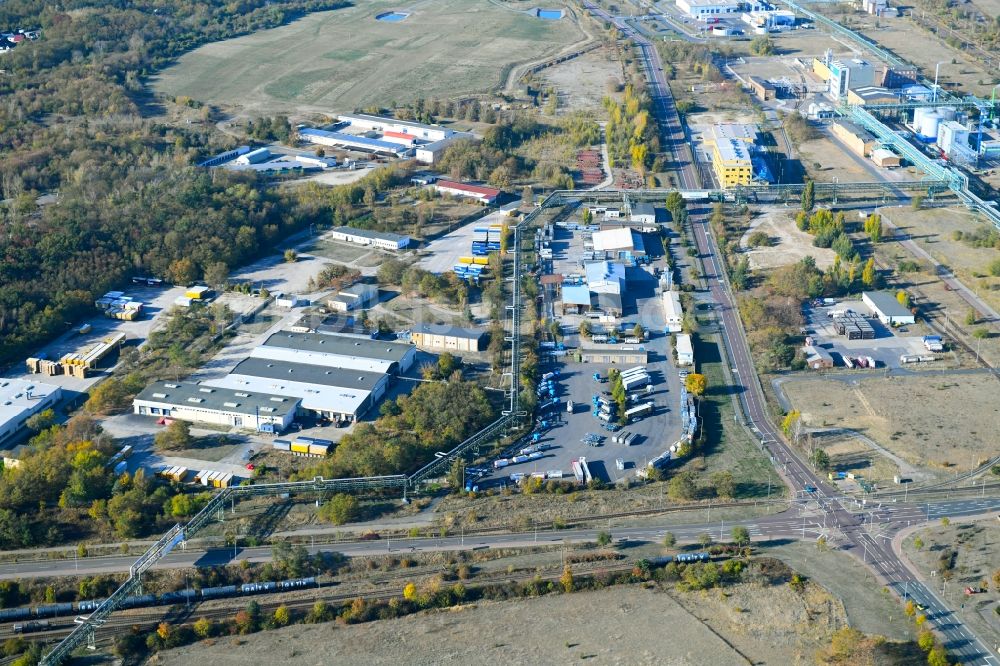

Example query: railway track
[3,557,639,650]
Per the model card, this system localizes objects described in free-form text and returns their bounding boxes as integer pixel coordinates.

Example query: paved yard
[803,300,935,369]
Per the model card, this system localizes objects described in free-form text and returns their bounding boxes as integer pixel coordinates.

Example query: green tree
[25,409,57,432]
[731,526,750,547]
[662,531,677,549]
[972,327,990,339]
[927,644,949,666]
[596,530,612,547]
[273,605,291,627]
[447,457,466,492]
[917,630,934,651]
[582,208,593,224]
[712,471,735,499]
[203,261,229,289]
[913,536,924,550]
[864,214,883,243]
[193,617,214,638]
[965,309,977,326]
[698,532,713,548]
[317,494,360,525]
[437,352,459,378]
[154,420,193,451]
[668,472,697,501]
[578,321,592,338]
[801,181,815,212]
[812,449,831,471]
[283,249,298,263]
[749,35,775,55]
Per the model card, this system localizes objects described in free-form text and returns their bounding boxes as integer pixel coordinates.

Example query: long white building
[254,331,416,375]
[338,113,455,142]
[662,291,684,333]
[0,379,62,446]
[205,358,388,422]
[328,226,410,251]
[133,381,298,432]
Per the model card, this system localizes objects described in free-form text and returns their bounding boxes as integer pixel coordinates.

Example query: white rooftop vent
[223,401,239,408]
[187,397,204,404]
[152,392,168,399]
[235,392,250,397]
[269,397,285,402]
[164,383,179,388]
[260,407,276,413]
[199,388,214,393]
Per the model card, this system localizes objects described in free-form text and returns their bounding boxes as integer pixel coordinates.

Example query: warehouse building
[579,347,649,365]
[830,119,878,157]
[675,333,695,366]
[410,323,487,352]
[846,86,899,106]
[676,0,742,19]
[198,146,251,168]
[132,381,298,432]
[862,291,915,325]
[299,128,410,156]
[0,379,62,447]
[561,284,593,314]
[204,359,387,423]
[328,226,410,250]
[748,76,776,101]
[328,283,379,313]
[337,113,455,143]
[828,59,875,99]
[591,228,645,256]
[870,148,901,168]
[662,290,684,333]
[586,261,626,296]
[253,331,416,375]
[433,180,501,205]
[630,202,657,228]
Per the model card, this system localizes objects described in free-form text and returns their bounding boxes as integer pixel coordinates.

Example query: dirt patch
[542,47,622,112]
[739,209,837,270]
[153,582,842,666]
[902,520,1000,647]
[781,371,1000,475]
[797,137,874,183]
[152,0,587,117]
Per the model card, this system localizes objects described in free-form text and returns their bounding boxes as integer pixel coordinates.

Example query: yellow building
[704,124,756,188]
[812,57,832,82]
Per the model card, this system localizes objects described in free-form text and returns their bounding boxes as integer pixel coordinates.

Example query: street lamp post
[933,62,946,103]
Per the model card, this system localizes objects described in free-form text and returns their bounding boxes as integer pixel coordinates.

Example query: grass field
[781,371,1000,475]
[152,0,587,117]
[740,209,837,271]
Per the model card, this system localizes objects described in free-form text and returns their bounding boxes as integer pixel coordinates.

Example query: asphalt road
[5,498,997,580]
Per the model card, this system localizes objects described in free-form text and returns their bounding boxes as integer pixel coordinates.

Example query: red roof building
[433,180,501,204]
[381,130,418,146]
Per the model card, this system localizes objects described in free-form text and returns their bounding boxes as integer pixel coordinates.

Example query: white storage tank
[919,111,941,142]
[912,107,929,132]
[936,107,956,122]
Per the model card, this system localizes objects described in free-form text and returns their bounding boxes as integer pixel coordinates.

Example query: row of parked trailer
[272,436,333,457]
[1,578,319,626]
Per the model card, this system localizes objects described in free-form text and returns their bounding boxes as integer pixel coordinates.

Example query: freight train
[1,577,317,625]
[646,552,712,566]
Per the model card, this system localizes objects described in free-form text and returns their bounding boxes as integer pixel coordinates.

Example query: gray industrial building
[133,381,299,432]
[253,331,416,375]
[204,358,388,423]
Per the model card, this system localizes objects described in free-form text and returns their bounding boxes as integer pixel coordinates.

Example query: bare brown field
[739,209,837,270]
[797,137,877,183]
[781,371,1000,474]
[154,581,843,666]
[542,47,622,113]
[854,18,994,97]
[902,520,1000,646]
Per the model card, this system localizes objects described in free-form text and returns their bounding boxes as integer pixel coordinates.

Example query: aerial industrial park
[1,0,1000,664]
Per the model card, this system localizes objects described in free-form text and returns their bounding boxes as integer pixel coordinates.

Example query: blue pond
[536,8,564,19]
[375,11,409,22]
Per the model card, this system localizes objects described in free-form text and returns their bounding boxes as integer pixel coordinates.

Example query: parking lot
[475,215,685,487]
[804,300,932,368]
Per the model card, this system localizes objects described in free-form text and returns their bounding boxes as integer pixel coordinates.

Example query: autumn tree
[684,373,707,397]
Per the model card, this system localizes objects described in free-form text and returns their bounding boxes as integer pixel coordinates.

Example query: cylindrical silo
[919,111,941,142]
